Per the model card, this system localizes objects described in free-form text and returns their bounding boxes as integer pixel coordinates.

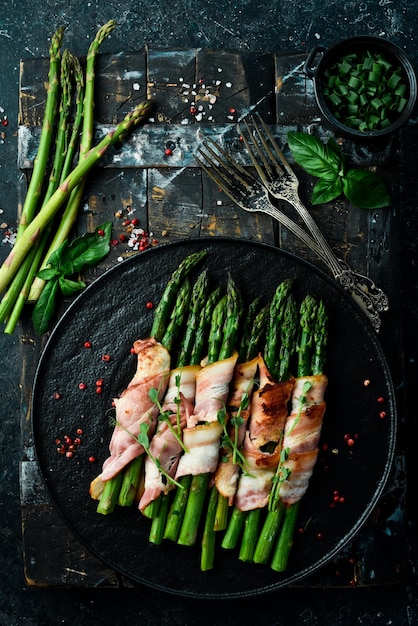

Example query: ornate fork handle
[335,260,389,332]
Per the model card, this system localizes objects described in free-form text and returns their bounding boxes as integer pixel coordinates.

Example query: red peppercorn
[346,438,355,447]
[146,301,154,310]
[76,428,83,435]
[131,218,139,226]
[96,387,103,394]
[84,341,92,349]
[66,451,74,459]
[101,354,111,362]
[165,148,173,156]
[78,382,87,390]
[315,532,323,540]
[95,380,103,387]
[64,436,72,445]
[118,233,126,242]
[73,438,81,446]
[2,118,8,126]
[97,229,105,236]
[379,411,387,419]
[53,392,61,400]
[88,456,96,463]
[377,396,385,403]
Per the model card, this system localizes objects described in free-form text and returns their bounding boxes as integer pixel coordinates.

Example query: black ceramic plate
[32,238,396,598]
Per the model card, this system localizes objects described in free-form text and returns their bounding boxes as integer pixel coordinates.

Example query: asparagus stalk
[178,277,242,550]
[264,278,293,380]
[117,455,144,507]
[238,296,261,360]
[150,251,207,341]
[252,293,299,564]
[270,296,327,572]
[163,287,221,541]
[239,508,261,562]
[2,49,76,333]
[17,27,64,236]
[149,493,170,545]
[201,484,219,571]
[161,277,192,354]
[189,286,221,365]
[200,277,244,567]
[27,52,86,303]
[28,21,115,306]
[176,268,209,367]
[0,98,154,296]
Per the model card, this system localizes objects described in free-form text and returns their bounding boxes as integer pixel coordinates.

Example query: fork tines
[195,139,255,206]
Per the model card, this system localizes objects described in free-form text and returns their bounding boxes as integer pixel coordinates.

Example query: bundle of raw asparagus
[0,22,153,334]
[90,251,329,573]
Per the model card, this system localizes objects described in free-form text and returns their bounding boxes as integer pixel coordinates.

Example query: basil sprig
[287,131,391,209]
[32,221,112,334]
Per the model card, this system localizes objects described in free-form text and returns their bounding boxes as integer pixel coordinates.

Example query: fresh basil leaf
[46,240,69,269]
[32,277,60,335]
[59,276,86,297]
[325,137,345,173]
[287,131,341,181]
[61,221,112,274]
[342,169,391,209]
[36,267,59,281]
[312,176,343,205]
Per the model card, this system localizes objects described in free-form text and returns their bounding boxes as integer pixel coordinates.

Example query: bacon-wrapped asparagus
[270,297,328,571]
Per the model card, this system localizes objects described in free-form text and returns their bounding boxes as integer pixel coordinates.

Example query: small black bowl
[304,36,417,140]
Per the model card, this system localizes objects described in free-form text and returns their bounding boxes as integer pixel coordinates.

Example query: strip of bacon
[214,356,260,502]
[234,358,295,511]
[175,351,239,479]
[278,374,328,506]
[98,338,171,482]
[138,365,200,511]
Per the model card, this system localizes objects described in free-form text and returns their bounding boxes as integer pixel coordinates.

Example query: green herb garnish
[287,131,391,209]
[32,221,112,333]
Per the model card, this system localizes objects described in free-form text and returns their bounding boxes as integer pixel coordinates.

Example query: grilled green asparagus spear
[264,279,293,380]
[150,251,207,342]
[176,269,209,367]
[189,286,221,365]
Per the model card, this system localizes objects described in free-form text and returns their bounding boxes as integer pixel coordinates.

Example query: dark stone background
[1,1,417,624]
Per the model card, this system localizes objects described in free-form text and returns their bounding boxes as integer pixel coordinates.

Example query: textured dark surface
[1,1,418,624]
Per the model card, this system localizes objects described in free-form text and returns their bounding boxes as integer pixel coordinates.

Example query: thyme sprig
[218,387,252,474]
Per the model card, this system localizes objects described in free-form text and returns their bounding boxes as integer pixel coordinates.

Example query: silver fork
[196,132,388,332]
[195,139,334,269]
